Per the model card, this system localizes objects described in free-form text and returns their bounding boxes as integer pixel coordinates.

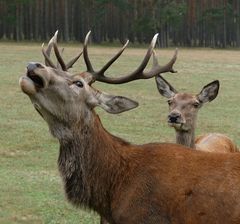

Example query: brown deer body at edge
[20,34,240,223]
[195,133,238,152]
[155,75,238,153]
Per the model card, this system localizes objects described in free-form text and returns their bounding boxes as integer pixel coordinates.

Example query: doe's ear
[97,93,139,114]
[197,80,220,104]
[155,74,177,98]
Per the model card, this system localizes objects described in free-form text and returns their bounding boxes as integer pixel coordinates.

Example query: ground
[0,42,239,223]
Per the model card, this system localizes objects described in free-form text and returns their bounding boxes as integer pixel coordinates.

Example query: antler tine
[53,43,67,71]
[50,31,68,71]
[56,48,64,69]
[42,30,82,71]
[152,50,159,67]
[46,31,58,56]
[83,31,94,72]
[66,51,83,69]
[149,48,178,76]
[42,31,58,68]
[134,33,159,73]
[162,48,178,73]
[97,40,129,75]
[42,43,57,69]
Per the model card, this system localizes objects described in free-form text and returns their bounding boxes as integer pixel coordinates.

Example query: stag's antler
[152,49,178,74]
[82,31,178,84]
[42,31,82,71]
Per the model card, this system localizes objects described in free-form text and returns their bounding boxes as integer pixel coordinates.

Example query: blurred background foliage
[0,0,240,47]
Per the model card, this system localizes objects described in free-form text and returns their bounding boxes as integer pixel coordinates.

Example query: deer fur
[19,60,240,223]
[155,75,238,153]
[195,133,238,153]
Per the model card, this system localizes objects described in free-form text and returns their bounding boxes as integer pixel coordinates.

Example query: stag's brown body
[56,112,240,224]
[57,113,240,224]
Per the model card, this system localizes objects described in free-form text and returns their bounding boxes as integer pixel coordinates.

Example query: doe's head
[155,75,219,131]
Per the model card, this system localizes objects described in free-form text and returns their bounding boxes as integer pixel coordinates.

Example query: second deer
[155,74,238,152]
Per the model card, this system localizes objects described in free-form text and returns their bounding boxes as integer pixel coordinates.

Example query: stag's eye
[74,80,84,88]
[36,63,44,68]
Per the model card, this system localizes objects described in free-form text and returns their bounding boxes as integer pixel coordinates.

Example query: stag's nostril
[27,62,38,71]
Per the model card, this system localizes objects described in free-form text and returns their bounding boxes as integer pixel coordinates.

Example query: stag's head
[19,31,178,138]
[20,64,140,139]
[19,32,140,138]
[155,75,219,132]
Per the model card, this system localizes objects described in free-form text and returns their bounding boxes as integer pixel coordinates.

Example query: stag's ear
[155,75,177,98]
[95,93,139,114]
[197,80,220,104]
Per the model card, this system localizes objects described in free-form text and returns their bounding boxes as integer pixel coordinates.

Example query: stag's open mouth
[27,71,45,88]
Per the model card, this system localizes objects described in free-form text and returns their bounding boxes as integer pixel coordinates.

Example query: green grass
[0,42,239,223]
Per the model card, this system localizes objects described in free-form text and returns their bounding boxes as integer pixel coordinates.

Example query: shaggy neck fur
[56,111,130,221]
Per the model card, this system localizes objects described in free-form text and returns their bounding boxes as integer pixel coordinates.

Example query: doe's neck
[175,128,196,149]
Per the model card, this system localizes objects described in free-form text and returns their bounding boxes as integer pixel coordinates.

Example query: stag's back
[124,144,240,224]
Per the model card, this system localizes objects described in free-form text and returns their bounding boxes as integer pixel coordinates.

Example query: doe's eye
[193,102,200,108]
[74,80,84,88]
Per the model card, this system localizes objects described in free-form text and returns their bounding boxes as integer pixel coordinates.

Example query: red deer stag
[20,32,240,224]
[155,74,238,153]
[37,31,177,224]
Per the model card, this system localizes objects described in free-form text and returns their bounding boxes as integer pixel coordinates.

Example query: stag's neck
[175,129,196,149]
[57,112,129,216]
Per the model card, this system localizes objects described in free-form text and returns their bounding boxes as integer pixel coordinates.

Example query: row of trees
[0,0,240,47]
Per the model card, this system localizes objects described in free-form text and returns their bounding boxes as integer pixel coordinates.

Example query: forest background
[0,0,240,48]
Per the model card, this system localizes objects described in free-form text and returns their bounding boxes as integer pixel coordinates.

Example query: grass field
[0,42,240,224]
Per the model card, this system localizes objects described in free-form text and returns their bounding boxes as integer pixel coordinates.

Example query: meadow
[0,42,239,223]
